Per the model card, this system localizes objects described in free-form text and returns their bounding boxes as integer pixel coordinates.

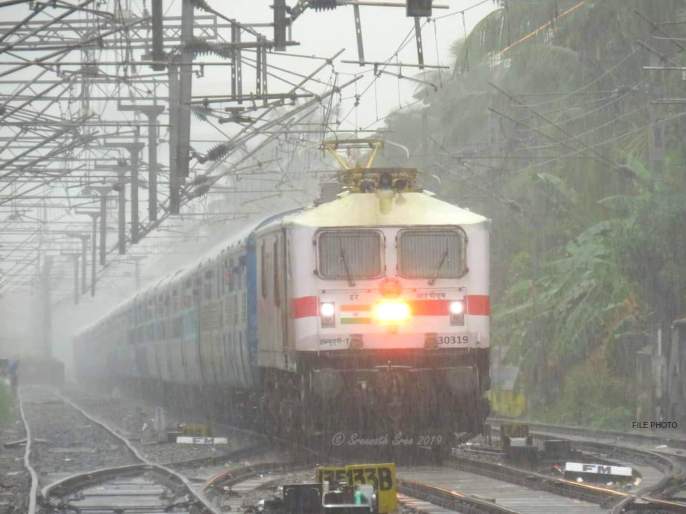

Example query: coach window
[193,276,201,305]
[204,270,214,301]
[261,242,268,299]
[184,280,192,308]
[224,260,230,295]
[273,239,281,306]
[398,228,468,280]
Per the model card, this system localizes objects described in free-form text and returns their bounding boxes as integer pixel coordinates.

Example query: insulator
[311,0,337,11]
[205,143,233,162]
[186,38,232,59]
[191,106,211,122]
[188,183,211,199]
[191,174,209,186]
[190,0,212,13]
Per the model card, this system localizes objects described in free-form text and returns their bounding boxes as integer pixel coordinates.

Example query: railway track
[201,460,530,514]
[60,390,537,514]
[489,418,686,453]
[197,437,613,513]
[399,466,606,514]
[17,387,220,514]
[483,419,686,513]
[16,386,686,514]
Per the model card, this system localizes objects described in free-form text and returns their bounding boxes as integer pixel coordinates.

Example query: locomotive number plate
[319,336,350,349]
[437,334,472,346]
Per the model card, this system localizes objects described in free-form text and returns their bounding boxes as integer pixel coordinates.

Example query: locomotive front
[258,168,490,441]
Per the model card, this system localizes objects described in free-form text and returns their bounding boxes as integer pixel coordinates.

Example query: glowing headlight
[450,300,465,326]
[320,302,335,328]
[320,302,335,318]
[373,301,411,323]
[449,301,464,315]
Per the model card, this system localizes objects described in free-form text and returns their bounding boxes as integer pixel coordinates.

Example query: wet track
[54,474,193,513]
[13,386,686,514]
[399,467,604,514]
[18,387,219,514]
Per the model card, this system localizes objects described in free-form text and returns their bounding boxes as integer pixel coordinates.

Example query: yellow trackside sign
[316,463,397,513]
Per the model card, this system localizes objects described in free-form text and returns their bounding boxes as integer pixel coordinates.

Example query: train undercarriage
[104,348,489,459]
[261,349,490,452]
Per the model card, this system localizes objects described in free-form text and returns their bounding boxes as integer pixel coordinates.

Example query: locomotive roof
[263,191,488,229]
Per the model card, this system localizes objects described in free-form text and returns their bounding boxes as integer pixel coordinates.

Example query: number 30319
[438,335,469,345]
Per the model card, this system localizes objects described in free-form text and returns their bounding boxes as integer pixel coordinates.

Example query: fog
[0,1,494,374]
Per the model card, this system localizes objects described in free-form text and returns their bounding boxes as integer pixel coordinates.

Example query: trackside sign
[176,436,229,445]
[564,462,633,478]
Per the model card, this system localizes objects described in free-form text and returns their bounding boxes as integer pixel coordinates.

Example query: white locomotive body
[257,190,489,356]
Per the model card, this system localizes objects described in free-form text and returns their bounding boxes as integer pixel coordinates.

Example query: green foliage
[0,381,12,425]
[494,218,641,408]
[539,360,635,430]
[381,0,686,423]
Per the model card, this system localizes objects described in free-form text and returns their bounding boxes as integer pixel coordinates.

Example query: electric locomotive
[75,156,490,446]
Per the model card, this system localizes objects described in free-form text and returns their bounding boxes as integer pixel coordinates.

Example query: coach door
[276,229,290,358]
[258,230,290,371]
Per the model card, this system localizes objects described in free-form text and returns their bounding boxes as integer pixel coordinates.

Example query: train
[74,166,491,447]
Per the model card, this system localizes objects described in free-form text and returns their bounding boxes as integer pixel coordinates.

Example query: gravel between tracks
[65,388,269,466]
[21,388,137,484]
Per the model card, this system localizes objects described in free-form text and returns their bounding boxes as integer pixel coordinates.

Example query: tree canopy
[380,0,686,427]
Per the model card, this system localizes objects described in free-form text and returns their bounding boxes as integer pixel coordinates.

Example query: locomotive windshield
[398,228,467,280]
[318,230,383,280]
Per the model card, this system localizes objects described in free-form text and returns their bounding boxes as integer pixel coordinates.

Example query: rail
[17,388,39,514]
[486,418,686,512]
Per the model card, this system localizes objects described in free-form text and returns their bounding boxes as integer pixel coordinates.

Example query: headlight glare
[449,300,464,315]
[320,302,335,318]
[373,300,411,323]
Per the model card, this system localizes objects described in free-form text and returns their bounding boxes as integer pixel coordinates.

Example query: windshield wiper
[428,247,449,285]
[340,247,356,287]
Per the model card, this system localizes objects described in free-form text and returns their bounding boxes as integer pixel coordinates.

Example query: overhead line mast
[0,0,444,298]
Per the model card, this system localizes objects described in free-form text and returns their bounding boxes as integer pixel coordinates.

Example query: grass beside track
[0,380,12,424]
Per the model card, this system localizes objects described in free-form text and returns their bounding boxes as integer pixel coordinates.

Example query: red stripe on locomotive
[291,296,319,318]
[291,296,491,318]
[465,294,490,315]
[408,299,449,316]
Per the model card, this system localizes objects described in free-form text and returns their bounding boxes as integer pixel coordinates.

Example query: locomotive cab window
[398,228,467,279]
[317,230,383,280]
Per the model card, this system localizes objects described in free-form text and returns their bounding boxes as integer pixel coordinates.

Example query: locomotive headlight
[320,302,335,328]
[449,301,464,315]
[320,302,335,317]
[450,300,465,326]
[373,300,411,323]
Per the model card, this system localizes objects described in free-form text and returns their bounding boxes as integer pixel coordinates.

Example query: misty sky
[201,0,495,133]
[0,0,495,362]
